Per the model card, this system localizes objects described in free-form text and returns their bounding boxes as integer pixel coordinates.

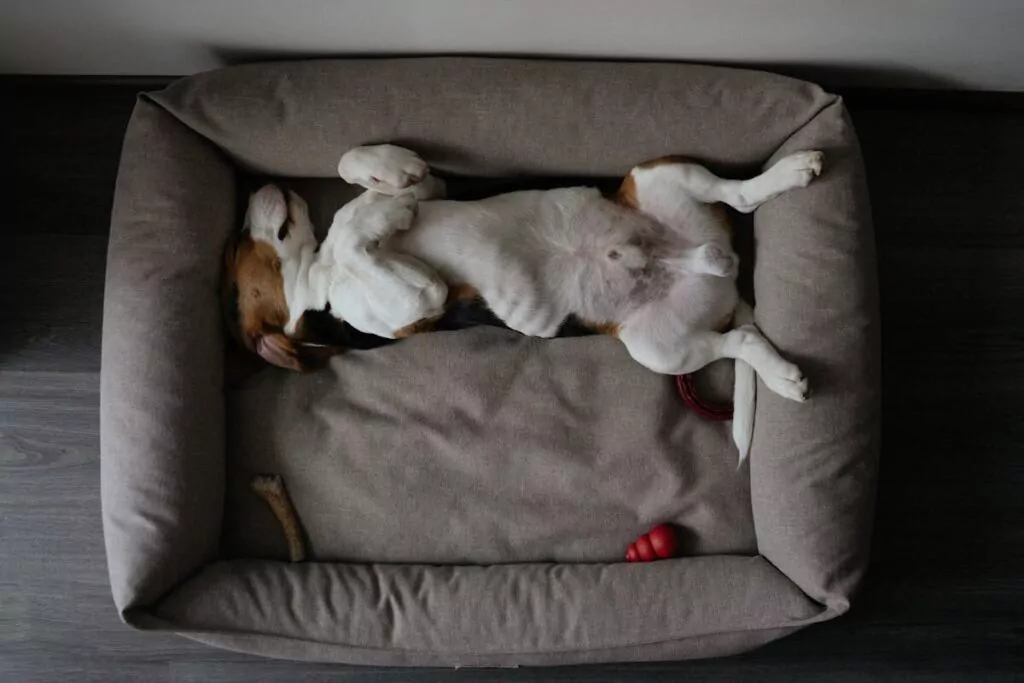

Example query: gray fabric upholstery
[223,327,756,565]
[751,101,880,610]
[101,99,233,612]
[101,57,879,666]
[149,557,829,666]
[150,57,833,177]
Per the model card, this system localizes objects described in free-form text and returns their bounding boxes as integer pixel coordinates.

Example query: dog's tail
[732,300,756,465]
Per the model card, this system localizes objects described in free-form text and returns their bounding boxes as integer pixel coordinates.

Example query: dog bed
[101,57,879,666]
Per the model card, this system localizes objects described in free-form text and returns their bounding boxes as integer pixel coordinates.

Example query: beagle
[223,145,823,460]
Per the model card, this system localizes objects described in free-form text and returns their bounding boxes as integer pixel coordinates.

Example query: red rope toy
[675,373,733,421]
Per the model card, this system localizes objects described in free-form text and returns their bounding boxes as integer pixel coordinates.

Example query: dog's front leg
[337,144,446,201]
[338,144,428,193]
[319,192,449,338]
[319,191,419,258]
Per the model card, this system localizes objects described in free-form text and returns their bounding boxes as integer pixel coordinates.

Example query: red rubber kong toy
[626,523,680,562]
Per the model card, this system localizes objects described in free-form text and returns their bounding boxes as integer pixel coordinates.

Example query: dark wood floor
[3,80,1023,682]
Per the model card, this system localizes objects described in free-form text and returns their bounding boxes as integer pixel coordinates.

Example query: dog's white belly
[390,199,514,289]
[392,188,660,335]
[392,187,739,336]
[393,190,564,336]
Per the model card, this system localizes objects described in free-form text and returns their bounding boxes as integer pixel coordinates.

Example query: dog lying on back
[223,145,823,460]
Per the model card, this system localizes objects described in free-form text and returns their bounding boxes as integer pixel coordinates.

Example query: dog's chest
[391,189,591,275]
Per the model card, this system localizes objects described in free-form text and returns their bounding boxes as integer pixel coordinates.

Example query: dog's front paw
[248,184,288,233]
[338,145,429,194]
[771,151,824,189]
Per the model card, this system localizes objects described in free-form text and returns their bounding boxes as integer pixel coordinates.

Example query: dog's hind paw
[771,151,824,189]
[761,364,810,402]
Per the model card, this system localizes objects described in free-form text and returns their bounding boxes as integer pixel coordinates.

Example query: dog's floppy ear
[256,333,306,372]
[256,333,343,372]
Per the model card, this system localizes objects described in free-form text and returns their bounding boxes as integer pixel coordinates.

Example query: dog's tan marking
[580,320,621,338]
[613,172,639,209]
[392,283,481,338]
[614,156,693,209]
[225,235,289,346]
[637,155,694,169]
[714,311,734,333]
[251,474,306,562]
[447,282,481,303]
[615,156,735,241]
[708,203,732,237]
[223,234,334,371]
[393,315,442,339]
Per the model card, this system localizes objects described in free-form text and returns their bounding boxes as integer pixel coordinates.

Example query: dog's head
[221,184,338,372]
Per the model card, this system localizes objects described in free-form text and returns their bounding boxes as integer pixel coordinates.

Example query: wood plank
[0,369,252,681]
[0,235,107,373]
[6,83,142,237]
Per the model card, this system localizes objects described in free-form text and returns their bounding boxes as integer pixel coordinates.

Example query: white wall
[2,0,1022,90]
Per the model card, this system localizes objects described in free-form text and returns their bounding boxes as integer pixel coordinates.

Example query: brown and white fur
[223,145,823,461]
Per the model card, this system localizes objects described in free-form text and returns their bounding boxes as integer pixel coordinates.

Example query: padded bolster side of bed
[146,556,830,666]
[750,98,880,611]
[101,97,234,615]
[148,56,837,177]
[101,58,880,664]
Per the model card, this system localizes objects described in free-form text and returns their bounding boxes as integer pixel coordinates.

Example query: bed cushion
[223,327,757,565]
[101,57,879,666]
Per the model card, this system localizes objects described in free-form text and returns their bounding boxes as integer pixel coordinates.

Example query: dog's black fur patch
[435,298,596,338]
[297,297,596,351]
[298,308,396,351]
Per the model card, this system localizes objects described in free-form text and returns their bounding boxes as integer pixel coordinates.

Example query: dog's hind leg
[619,151,824,220]
[723,151,825,212]
[619,322,808,402]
